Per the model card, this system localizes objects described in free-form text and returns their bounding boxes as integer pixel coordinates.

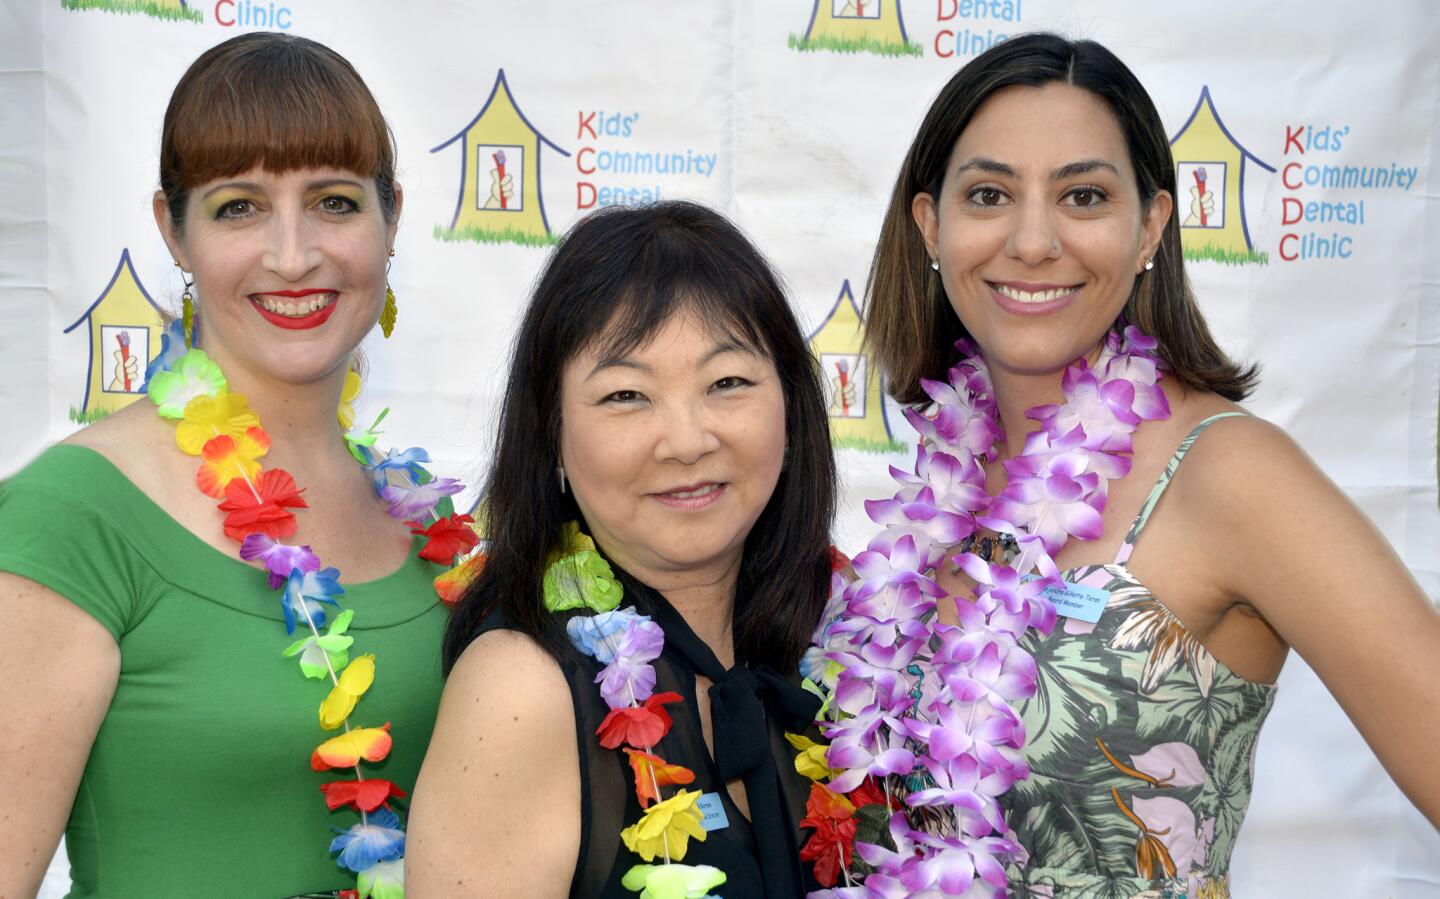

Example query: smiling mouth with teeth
[254,294,336,317]
[991,283,1081,304]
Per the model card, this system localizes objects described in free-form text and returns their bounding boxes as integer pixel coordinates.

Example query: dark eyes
[711,376,751,392]
[600,377,751,405]
[214,195,359,220]
[963,185,1109,208]
[215,199,255,220]
[967,187,1008,207]
[1062,186,1108,207]
[318,195,360,214]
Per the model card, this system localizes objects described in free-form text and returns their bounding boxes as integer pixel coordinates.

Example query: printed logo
[808,280,903,454]
[790,0,921,58]
[1169,87,1273,266]
[933,0,1023,59]
[574,110,720,211]
[62,249,166,424]
[60,0,203,23]
[432,70,570,248]
[1277,121,1419,262]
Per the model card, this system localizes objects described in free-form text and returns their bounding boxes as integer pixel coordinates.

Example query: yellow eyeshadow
[202,191,250,217]
[316,187,366,208]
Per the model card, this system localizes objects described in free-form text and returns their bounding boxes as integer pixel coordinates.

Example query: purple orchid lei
[801,326,1171,896]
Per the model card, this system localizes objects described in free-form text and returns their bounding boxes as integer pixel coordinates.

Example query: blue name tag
[1040,580,1109,623]
[695,792,730,832]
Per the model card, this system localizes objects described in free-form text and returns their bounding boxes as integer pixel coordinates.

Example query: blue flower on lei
[281,566,345,635]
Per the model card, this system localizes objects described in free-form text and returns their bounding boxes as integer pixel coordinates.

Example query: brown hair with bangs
[159,32,397,232]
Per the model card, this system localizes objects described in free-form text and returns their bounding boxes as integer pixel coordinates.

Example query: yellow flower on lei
[784,732,840,782]
[337,367,362,430]
[175,392,261,456]
[620,788,707,862]
[319,654,375,730]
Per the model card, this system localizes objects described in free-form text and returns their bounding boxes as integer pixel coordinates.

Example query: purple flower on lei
[240,534,320,589]
[585,611,664,709]
[990,450,1106,554]
[889,445,990,517]
[865,487,975,570]
[855,812,1014,898]
[1029,360,1144,453]
[843,535,947,625]
[378,477,463,520]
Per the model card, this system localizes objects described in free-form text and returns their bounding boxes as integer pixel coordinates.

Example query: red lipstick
[249,290,339,330]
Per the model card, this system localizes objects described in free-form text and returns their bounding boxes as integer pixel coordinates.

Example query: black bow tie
[625,574,819,898]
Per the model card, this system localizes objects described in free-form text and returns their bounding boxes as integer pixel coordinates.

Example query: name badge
[695,792,730,832]
[1040,580,1109,623]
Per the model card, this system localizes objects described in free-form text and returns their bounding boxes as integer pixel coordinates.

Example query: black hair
[442,201,836,676]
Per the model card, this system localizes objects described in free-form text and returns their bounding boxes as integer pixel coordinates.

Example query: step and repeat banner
[3,1,1438,895]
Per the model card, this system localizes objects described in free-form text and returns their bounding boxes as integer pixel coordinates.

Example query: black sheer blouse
[478,571,822,898]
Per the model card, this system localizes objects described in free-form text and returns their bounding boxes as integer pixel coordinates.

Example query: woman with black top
[407,201,837,897]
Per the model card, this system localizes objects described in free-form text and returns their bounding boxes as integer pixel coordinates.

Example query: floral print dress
[1006,413,1277,898]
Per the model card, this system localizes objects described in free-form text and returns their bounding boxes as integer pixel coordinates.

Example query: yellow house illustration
[1169,86,1274,265]
[791,0,920,57]
[431,70,570,247]
[62,249,166,423]
[60,0,202,24]
[807,280,903,453]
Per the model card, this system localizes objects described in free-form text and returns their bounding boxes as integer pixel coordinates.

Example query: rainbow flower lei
[143,320,478,898]
[796,326,1171,896]
[545,524,729,899]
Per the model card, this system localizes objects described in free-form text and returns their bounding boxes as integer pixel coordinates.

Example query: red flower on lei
[216,468,308,542]
[407,513,480,564]
[320,778,408,813]
[596,691,683,750]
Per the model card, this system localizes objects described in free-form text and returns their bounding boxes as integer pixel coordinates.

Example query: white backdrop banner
[3,1,1438,896]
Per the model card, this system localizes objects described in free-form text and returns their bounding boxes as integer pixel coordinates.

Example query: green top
[0,445,448,898]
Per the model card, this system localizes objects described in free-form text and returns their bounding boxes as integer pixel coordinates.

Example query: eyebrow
[199,177,367,200]
[954,157,1121,180]
[585,338,755,380]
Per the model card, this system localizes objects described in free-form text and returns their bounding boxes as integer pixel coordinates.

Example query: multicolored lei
[143,320,479,898]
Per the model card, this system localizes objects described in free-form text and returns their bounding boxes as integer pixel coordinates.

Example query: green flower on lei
[281,608,355,679]
[145,348,226,419]
[542,522,622,613]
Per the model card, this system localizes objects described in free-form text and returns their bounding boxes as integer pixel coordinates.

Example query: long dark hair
[443,201,836,676]
[865,32,1258,404]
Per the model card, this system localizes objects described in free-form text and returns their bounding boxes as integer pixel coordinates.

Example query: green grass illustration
[832,433,910,455]
[787,32,923,59]
[68,405,114,425]
[433,223,563,248]
[61,0,204,23]
[1182,243,1269,266]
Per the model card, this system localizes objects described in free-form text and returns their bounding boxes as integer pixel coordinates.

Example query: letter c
[215,0,235,26]
[277,7,292,28]
[577,146,596,175]
[1279,233,1297,261]
[1282,162,1302,190]
[934,29,954,58]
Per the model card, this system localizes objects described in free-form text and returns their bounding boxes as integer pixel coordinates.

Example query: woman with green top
[0,33,466,898]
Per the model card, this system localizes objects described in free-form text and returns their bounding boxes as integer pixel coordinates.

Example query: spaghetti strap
[1112,412,1249,565]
